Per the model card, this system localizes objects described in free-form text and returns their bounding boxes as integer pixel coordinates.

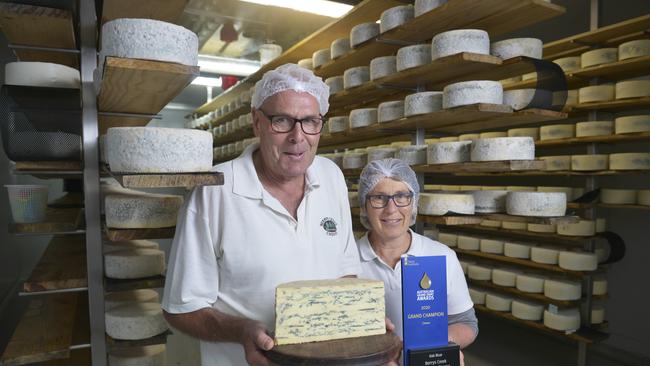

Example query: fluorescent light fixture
[238,0,352,18]
[192,76,223,87]
[198,55,261,77]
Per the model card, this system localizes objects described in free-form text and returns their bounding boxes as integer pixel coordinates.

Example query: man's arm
[448,308,478,349]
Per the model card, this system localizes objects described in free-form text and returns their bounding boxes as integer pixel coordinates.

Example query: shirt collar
[358,229,418,262]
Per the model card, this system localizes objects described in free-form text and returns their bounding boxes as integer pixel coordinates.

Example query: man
[162,64,362,366]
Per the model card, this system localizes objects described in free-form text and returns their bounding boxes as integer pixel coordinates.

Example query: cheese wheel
[516,273,545,293]
[108,344,166,366]
[322,153,343,167]
[576,121,614,137]
[418,193,475,215]
[105,302,168,340]
[331,38,351,59]
[531,246,560,264]
[544,309,581,331]
[501,221,527,230]
[349,108,377,128]
[503,242,531,259]
[579,85,615,103]
[396,44,431,71]
[511,300,544,321]
[404,91,443,116]
[558,251,598,271]
[312,48,331,68]
[540,155,571,171]
[508,127,540,140]
[598,218,609,234]
[443,80,503,109]
[370,56,397,81]
[492,268,520,287]
[325,76,344,95]
[506,191,566,217]
[105,289,160,311]
[468,265,492,281]
[609,152,650,170]
[328,116,349,133]
[591,305,606,324]
[343,66,370,89]
[427,141,471,164]
[614,115,650,134]
[104,249,165,279]
[480,220,501,228]
[540,124,575,140]
[485,293,513,311]
[491,38,543,60]
[527,222,557,233]
[601,189,637,204]
[459,133,480,141]
[471,190,507,213]
[470,137,534,162]
[437,232,458,247]
[342,152,367,169]
[459,260,473,275]
[557,219,596,236]
[367,147,397,162]
[537,186,573,201]
[4,62,80,88]
[553,56,581,72]
[431,29,490,60]
[544,279,581,300]
[593,277,608,296]
[618,39,650,61]
[457,235,480,251]
[414,0,448,17]
[378,101,404,122]
[479,131,507,138]
[638,190,650,206]
[297,58,313,70]
[480,239,505,254]
[439,136,459,142]
[615,79,650,99]
[397,145,427,165]
[503,89,552,110]
[581,48,618,68]
[350,22,379,47]
[571,154,608,171]
[468,287,486,305]
[380,5,414,33]
[105,189,183,229]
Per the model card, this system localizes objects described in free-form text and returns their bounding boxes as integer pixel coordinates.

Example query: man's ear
[251,108,261,137]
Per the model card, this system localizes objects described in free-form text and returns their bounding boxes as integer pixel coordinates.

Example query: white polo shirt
[357,230,473,339]
[162,143,361,366]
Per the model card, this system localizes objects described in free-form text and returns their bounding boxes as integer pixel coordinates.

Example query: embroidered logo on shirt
[320,217,338,236]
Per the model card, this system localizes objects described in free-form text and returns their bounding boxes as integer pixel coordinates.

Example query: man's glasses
[366,192,414,208]
[258,109,325,135]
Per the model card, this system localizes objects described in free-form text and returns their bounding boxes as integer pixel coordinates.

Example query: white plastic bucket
[5,184,48,223]
[259,44,283,65]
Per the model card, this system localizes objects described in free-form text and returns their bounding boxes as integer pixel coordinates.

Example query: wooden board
[440,225,592,246]
[480,213,579,225]
[419,214,483,226]
[106,169,224,189]
[265,332,401,366]
[104,275,165,293]
[314,41,401,80]
[102,0,189,24]
[98,114,151,135]
[10,208,83,235]
[413,160,545,174]
[0,294,78,365]
[536,131,650,147]
[22,236,86,293]
[467,279,581,308]
[106,330,172,351]
[212,104,251,127]
[328,82,404,113]
[104,226,175,241]
[98,57,199,115]
[0,3,78,68]
[32,349,91,366]
[437,109,566,134]
[14,161,81,172]
[568,96,650,113]
[568,202,650,211]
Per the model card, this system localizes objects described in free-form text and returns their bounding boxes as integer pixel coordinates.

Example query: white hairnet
[251,63,330,115]
[358,158,420,230]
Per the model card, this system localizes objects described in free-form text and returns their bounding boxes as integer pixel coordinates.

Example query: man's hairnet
[358,158,420,229]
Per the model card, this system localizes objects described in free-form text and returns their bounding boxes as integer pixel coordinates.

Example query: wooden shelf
[315,41,401,80]
[104,275,165,293]
[350,208,574,225]
[104,226,175,242]
[466,169,650,177]
[106,330,172,351]
[13,161,82,176]
[414,160,546,174]
[9,208,84,235]
[536,131,650,148]
[439,225,596,247]
[48,193,84,209]
[568,202,650,211]
[105,168,224,189]
[568,96,650,113]
[101,0,189,24]
[329,82,406,114]
[211,104,251,128]
[419,214,484,226]
[467,279,582,308]
[22,236,87,294]
[478,213,579,225]
[214,128,254,147]
[318,134,412,152]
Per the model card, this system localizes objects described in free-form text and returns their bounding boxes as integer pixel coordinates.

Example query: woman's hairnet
[358,158,420,230]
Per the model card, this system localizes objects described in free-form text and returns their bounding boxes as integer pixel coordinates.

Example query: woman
[356,158,478,352]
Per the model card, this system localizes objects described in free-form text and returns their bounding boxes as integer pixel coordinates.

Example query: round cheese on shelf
[348,192,359,208]
[575,121,614,137]
[105,189,183,229]
[544,308,581,331]
[343,66,370,89]
[378,101,404,122]
[418,193,475,215]
[579,84,615,103]
[492,268,520,287]
[105,302,168,340]
[103,240,159,254]
[591,305,605,324]
[330,38,351,59]
[485,293,513,311]
[468,287,486,305]
[504,242,531,259]
[557,219,596,236]
[480,239,504,254]
[618,39,650,61]
[531,246,560,264]
[457,235,480,251]
[593,277,608,295]
[350,22,380,47]
[544,279,581,300]
[471,190,507,213]
[516,273,545,293]
[503,88,553,111]
[367,147,397,162]
[370,56,397,81]
[501,221,527,230]
[427,141,471,164]
[470,137,534,162]
[397,145,427,165]
[459,133,480,141]
[380,5,414,33]
[609,152,650,170]
[540,155,571,171]
[581,48,618,68]
[491,38,542,60]
[480,220,501,228]
[511,300,544,321]
[325,76,344,95]
[437,232,458,247]
[468,265,492,281]
[443,80,503,109]
[615,79,650,99]
[601,188,637,204]
[527,222,557,233]
[5,62,80,88]
[479,131,507,138]
[414,0,448,17]
[349,108,377,128]
[537,186,573,201]
[506,191,566,217]
[459,260,473,275]
[614,115,650,134]
[571,154,609,171]
[553,56,581,72]
[404,91,443,116]
[508,127,540,140]
[107,127,213,173]
[108,344,166,366]
[105,289,160,311]
[297,58,313,70]
[396,44,431,71]
[558,251,598,271]
[431,29,490,60]
[342,152,367,169]
[638,190,650,206]
[328,116,349,133]
[312,48,331,68]
[540,124,575,141]
[104,248,165,279]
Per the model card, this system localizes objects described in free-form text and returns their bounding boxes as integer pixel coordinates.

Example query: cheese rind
[427,141,471,164]
[418,193,475,215]
[479,132,507,138]
[404,91,443,116]
[367,147,397,162]
[530,246,560,264]
[414,0,448,17]
[516,273,545,293]
[601,189,637,204]
[378,101,404,122]
[467,265,492,281]
[297,58,313,70]
[330,38,351,59]
[480,239,505,254]
[540,124,575,140]
[544,279,581,301]
[105,188,183,229]
[503,242,531,259]
[457,235,480,251]
[325,76,344,95]
[343,66,370,89]
[471,190,507,213]
[558,251,598,271]
[501,221,527,230]
[581,48,618,68]
[5,62,80,88]
[540,155,571,171]
[638,190,650,206]
[470,137,534,162]
[380,5,414,33]
[553,56,581,72]
[615,79,650,99]
[618,39,650,61]
[397,145,427,165]
[468,288,486,305]
[557,219,596,237]
[485,293,513,311]
[575,121,614,137]
[579,85,615,103]
[544,309,581,331]
[491,38,543,60]
[396,44,431,71]
[511,300,544,321]
[571,154,609,171]
[370,56,397,81]
[609,152,650,170]
[527,222,557,233]
[431,29,490,60]
[491,268,519,286]
[108,344,166,366]
[342,152,367,169]
[506,191,566,217]
[312,48,331,68]
[349,108,377,128]
[614,115,650,134]
[350,22,380,47]
[437,232,458,247]
[104,249,166,279]
[443,80,503,109]
[508,127,540,140]
[328,116,349,133]
[105,302,168,340]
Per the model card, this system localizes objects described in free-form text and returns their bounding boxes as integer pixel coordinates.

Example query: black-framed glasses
[258,109,326,135]
[366,192,414,208]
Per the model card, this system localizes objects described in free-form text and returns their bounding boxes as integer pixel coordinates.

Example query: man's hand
[460,350,465,366]
[385,316,395,333]
[241,319,274,366]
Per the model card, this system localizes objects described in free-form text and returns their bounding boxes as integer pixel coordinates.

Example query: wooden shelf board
[329,82,405,113]
[350,208,483,225]
[22,236,87,293]
[105,169,224,188]
[438,108,567,135]
[214,128,254,147]
[315,40,400,80]
[211,104,251,128]
[106,330,172,351]
[479,213,579,225]
[34,349,91,366]
[439,225,595,247]
[318,134,412,152]
[101,0,189,24]
[536,131,650,147]
[413,160,545,174]
[319,126,397,149]
[446,169,650,177]
[467,279,579,308]
[13,161,82,172]
[9,208,83,235]
[195,80,253,115]
[104,275,165,293]
[568,96,650,112]
[98,114,151,135]
[104,226,175,242]
[568,202,650,211]
[98,57,199,115]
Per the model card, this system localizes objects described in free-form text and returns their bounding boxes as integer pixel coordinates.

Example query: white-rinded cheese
[537,186,573,201]
[576,121,614,137]
[480,220,501,228]
[105,302,168,340]
[349,108,377,128]
[343,66,370,89]
[506,191,566,217]
[107,127,212,173]
[553,56,581,72]
[470,137,534,162]
[593,277,608,295]
[571,154,608,171]
[427,141,471,164]
[370,56,397,81]
[109,344,165,366]
[439,136,459,142]
[350,22,380,47]
[325,76,344,95]
[591,305,605,324]
[312,48,331,68]
[348,192,359,208]
[531,246,560,264]
[105,289,160,310]
[479,132,507,138]
[516,273,545,293]
[480,239,505,254]
[544,279,581,300]
[367,147,397,162]
[504,242,531,259]
[467,265,492,280]
[601,189,637,204]
[557,219,596,236]
[418,193,475,215]
[558,251,598,271]
[544,309,581,331]
[609,152,650,170]
[527,222,557,233]
[397,145,427,165]
[274,279,385,345]
[508,127,540,140]
[491,38,543,60]
[104,248,165,279]
[103,240,159,254]
[614,115,650,134]
[457,235,480,251]
[501,221,527,230]
[540,124,575,140]
[596,241,610,261]
[404,91,443,116]
[471,190,507,213]
[443,80,503,109]
[579,84,615,103]
[540,156,571,171]
[328,116,349,133]
[459,260,473,275]
[342,152,367,169]
[459,133,480,141]
[437,232,458,247]
[5,62,80,88]
[378,101,404,122]
[468,287,486,305]
[414,0,448,17]
[297,58,313,70]
[512,300,544,321]
[615,79,650,99]
[380,5,414,33]
[492,268,520,287]
[618,39,650,61]
[639,190,650,206]
[431,29,490,60]
[331,38,351,59]
[485,293,513,311]
[581,48,618,68]
[396,44,431,71]
[105,189,183,229]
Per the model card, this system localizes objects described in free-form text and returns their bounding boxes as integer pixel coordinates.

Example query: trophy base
[407,342,460,366]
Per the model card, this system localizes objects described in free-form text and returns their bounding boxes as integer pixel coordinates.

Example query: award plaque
[401,255,460,366]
